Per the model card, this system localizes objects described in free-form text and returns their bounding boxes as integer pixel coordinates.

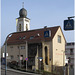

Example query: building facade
[65,42,74,68]
[2,26,66,72]
[2,7,66,73]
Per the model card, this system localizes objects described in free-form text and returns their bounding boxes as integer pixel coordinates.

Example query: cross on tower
[22,2,24,8]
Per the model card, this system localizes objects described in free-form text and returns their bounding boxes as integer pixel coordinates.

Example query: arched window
[19,24,21,31]
[26,24,28,31]
[45,46,48,65]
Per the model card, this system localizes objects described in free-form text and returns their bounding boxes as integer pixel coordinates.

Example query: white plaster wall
[52,27,66,66]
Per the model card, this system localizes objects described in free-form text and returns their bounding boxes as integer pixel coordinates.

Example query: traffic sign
[25,57,28,61]
[2,58,5,65]
[64,19,74,30]
[44,30,51,37]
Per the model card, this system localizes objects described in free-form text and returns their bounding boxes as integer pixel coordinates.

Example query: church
[2,6,66,72]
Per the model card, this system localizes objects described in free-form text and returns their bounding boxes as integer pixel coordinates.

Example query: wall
[42,41,52,72]
[52,27,65,67]
[7,44,26,62]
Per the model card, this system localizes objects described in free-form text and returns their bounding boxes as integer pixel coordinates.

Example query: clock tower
[16,7,30,32]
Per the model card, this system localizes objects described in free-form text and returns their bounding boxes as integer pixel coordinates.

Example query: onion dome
[19,8,27,18]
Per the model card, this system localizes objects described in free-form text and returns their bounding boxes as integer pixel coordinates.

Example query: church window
[26,24,28,31]
[19,24,21,31]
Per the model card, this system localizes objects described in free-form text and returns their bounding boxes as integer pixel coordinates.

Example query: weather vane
[22,2,24,8]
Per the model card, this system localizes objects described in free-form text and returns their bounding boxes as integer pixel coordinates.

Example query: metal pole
[4,33,13,75]
[19,46,21,68]
[63,51,65,75]
[5,40,7,75]
[26,41,28,71]
[68,16,75,20]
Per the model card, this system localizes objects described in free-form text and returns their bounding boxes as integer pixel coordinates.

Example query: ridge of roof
[12,26,60,34]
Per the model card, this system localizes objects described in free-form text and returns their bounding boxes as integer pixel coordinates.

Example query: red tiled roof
[7,26,60,45]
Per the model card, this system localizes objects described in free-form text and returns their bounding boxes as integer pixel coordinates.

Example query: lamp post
[26,41,28,71]
[18,46,21,68]
[5,33,12,75]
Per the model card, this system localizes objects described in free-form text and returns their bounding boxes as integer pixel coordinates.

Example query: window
[23,36,26,39]
[26,24,28,31]
[19,37,22,40]
[21,46,25,49]
[19,24,21,31]
[17,55,19,57]
[70,65,73,68]
[30,36,34,39]
[68,57,71,63]
[58,35,61,43]
[3,53,5,58]
[21,55,23,57]
[70,49,73,55]
[10,46,13,48]
[45,46,48,65]
[17,46,19,49]
[11,55,14,59]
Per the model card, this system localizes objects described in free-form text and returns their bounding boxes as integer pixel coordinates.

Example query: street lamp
[5,33,12,75]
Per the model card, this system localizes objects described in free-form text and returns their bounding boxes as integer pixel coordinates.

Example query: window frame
[30,36,34,39]
[58,35,61,43]
[10,55,14,59]
[19,24,21,31]
[21,46,25,49]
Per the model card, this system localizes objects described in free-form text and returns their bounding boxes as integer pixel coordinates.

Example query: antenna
[22,2,24,8]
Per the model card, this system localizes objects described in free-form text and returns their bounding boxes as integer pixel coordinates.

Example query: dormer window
[23,36,26,39]
[37,33,40,36]
[19,37,22,40]
[30,36,34,39]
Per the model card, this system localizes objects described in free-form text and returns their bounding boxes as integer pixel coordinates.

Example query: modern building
[2,7,66,72]
[65,42,74,68]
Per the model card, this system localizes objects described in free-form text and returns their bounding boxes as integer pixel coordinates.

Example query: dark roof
[7,26,60,45]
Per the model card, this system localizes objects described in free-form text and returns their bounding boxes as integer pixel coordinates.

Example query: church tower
[16,6,30,32]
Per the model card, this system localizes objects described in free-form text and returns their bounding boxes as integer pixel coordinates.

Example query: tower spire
[22,2,24,8]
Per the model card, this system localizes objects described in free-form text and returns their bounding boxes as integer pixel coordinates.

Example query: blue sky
[1,0,74,46]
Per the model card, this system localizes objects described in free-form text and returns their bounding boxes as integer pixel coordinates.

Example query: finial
[22,2,24,8]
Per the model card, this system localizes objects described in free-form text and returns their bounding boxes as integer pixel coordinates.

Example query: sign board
[25,57,28,61]
[44,30,51,37]
[64,19,74,30]
[2,58,5,65]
